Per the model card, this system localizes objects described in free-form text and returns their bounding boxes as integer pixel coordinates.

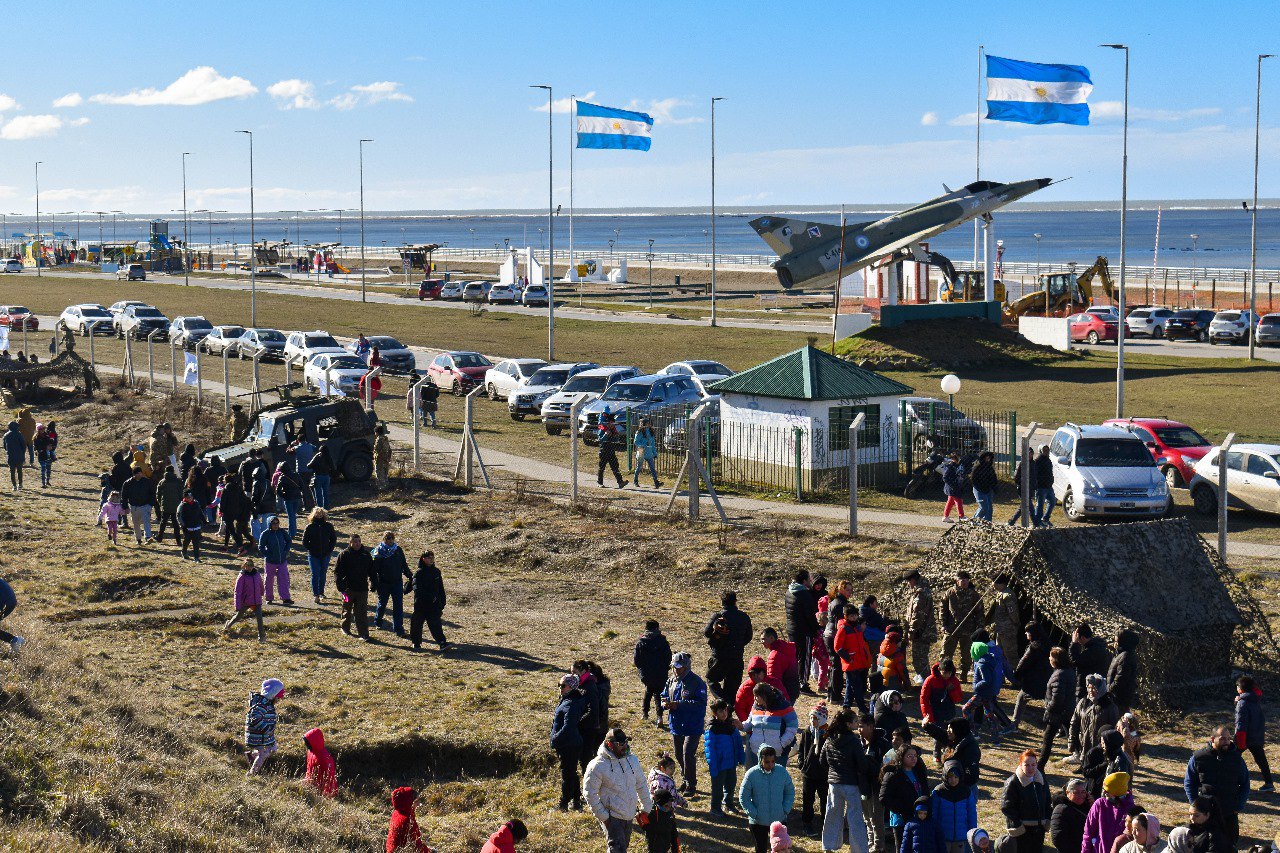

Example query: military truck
[202,395,377,481]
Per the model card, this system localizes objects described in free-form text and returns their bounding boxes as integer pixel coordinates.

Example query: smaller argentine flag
[183,352,199,386]
[576,101,654,151]
[986,55,1094,126]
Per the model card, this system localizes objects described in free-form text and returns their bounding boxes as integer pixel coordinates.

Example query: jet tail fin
[748,216,866,258]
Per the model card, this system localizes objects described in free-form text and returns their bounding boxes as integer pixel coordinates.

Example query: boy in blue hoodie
[1235,674,1273,792]
[964,640,1007,744]
[930,759,977,851]
[903,795,947,853]
[704,697,746,816]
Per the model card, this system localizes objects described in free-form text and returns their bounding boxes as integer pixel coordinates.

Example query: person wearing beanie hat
[550,673,587,811]
[257,515,294,606]
[902,795,946,853]
[177,487,206,562]
[1083,771,1133,853]
[1118,813,1165,853]
[245,678,284,775]
[584,728,652,851]
[1164,826,1191,853]
[796,701,830,834]
[480,819,528,853]
[769,820,792,851]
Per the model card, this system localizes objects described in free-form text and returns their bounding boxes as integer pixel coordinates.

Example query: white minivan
[1048,423,1170,521]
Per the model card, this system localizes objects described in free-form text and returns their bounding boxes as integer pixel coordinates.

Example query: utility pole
[236,130,257,326]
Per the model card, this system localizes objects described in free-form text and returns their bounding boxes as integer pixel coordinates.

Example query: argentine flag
[986,55,1093,126]
[576,101,654,151]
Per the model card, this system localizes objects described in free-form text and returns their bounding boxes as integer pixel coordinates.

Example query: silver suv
[541,366,642,436]
[1048,423,1170,521]
[577,373,704,444]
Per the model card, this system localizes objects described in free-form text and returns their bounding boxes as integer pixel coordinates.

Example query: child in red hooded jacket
[303,728,336,796]
[481,819,528,853]
[386,786,435,853]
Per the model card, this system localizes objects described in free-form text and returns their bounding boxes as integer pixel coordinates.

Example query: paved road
[1077,335,1280,363]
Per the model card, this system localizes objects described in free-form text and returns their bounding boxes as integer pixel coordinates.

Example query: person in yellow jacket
[16,408,36,465]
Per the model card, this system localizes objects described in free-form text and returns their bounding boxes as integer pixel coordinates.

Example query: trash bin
[674,274,681,286]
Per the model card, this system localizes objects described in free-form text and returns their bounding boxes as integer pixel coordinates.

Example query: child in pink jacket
[224,559,266,642]
[97,491,126,544]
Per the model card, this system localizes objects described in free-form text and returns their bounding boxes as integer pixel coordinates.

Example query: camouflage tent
[0,349,100,401]
[917,519,1273,707]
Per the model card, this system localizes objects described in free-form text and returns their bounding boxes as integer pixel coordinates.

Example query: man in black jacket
[703,590,753,701]
[1106,629,1140,713]
[633,620,672,726]
[334,534,375,640]
[1184,725,1250,846]
[1069,623,1112,700]
[120,468,156,544]
[784,570,820,695]
[409,550,449,651]
[1032,444,1057,527]
[858,712,892,853]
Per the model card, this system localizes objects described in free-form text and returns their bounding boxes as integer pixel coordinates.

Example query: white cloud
[53,92,82,108]
[267,79,318,109]
[330,81,412,110]
[632,97,702,125]
[90,67,257,106]
[921,111,939,126]
[1091,101,1220,122]
[948,111,979,127]
[0,95,18,112]
[532,91,594,114]
[70,117,91,127]
[1,115,63,140]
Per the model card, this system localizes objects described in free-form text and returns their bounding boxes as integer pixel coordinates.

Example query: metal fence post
[284,357,292,388]
[87,320,101,373]
[410,374,430,471]
[793,426,804,501]
[325,366,334,398]
[689,413,701,520]
[194,346,202,407]
[223,347,231,413]
[570,399,582,503]
[848,412,866,536]
[252,351,262,409]
[463,388,475,488]
[147,329,161,390]
[169,338,178,393]
[1218,433,1236,562]
[1007,411,1018,479]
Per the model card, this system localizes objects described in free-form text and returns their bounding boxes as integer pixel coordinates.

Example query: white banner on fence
[183,352,199,386]
[0,326,8,351]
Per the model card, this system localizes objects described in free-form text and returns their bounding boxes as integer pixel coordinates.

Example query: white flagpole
[1151,204,1161,306]
[974,44,984,270]
[569,96,575,277]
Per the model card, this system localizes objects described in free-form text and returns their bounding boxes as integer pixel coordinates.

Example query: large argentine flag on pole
[576,101,654,150]
[986,55,1094,126]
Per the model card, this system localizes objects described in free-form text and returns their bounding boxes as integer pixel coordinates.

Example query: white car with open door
[484,357,548,401]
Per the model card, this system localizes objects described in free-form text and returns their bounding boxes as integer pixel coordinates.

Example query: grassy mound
[835,317,1079,369]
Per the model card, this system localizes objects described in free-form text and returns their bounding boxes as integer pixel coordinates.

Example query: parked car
[521,284,550,307]
[577,373,704,443]
[1047,423,1171,521]
[1163,309,1217,342]
[543,366,644,436]
[284,330,346,365]
[507,362,598,420]
[116,305,170,340]
[427,350,493,395]
[1125,307,1174,338]
[462,281,493,303]
[108,300,150,330]
[900,396,988,455]
[0,305,38,331]
[236,328,287,360]
[1,259,23,273]
[1067,311,1118,344]
[116,262,146,281]
[1257,313,1280,347]
[304,353,369,396]
[1209,309,1258,345]
[1084,306,1119,321]
[60,304,115,336]
[1102,417,1213,488]
[1189,443,1280,518]
[169,316,214,350]
[356,336,415,373]
[484,357,549,401]
[660,360,735,388]
[417,279,444,300]
[439,281,465,300]
[199,324,247,356]
[487,283,519,304]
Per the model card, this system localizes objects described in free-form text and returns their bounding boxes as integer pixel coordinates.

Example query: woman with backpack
[939,453,967,522]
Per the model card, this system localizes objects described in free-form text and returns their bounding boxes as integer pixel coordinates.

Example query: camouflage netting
[915,519,1280,710]
[0,349,100,399]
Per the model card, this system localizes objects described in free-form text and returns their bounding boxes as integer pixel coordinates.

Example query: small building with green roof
[708,345,914,490]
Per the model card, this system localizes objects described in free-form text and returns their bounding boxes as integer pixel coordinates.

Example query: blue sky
[6,0,1279,214]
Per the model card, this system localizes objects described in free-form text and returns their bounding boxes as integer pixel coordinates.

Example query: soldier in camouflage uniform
[902,569,937,684]
[374,423,392,487]
[228,404,249,441]
[940,571,982,681]
[986,574,1022,660]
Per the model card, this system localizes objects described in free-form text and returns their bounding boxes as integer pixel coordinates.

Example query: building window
[829,404,880,451]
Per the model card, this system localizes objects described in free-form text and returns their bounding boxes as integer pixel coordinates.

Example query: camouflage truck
[202,395,377,481]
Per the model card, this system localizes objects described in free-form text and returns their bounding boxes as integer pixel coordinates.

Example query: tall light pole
[710,96,724,328]
[1190,233,1199,285]
[236,130,256,326]
[34,162,42,278]
[1249,54,1273,360]
[1102,44,1129,418]
[647,238,655,309]
[1033,232,1043,288]
[182,152,191,286]
[531,84,555,360]
[359,138,373,302]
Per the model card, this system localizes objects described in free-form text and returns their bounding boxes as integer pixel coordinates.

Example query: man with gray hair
[1050,778,1090,853]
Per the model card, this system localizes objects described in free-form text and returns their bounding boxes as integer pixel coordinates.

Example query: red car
[418,279,444,300]
[0,305,38,332]
[1067,311,1117,344]
[1103,417,1213,488]
[427,350,493,395]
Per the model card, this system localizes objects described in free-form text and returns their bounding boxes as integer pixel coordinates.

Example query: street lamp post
[359,138,373,302]
[236,130,257,326]
[710,96,725,328]
[1249,54,1274,360]
[182,152,191,286]
[647,239,655,309]
[1102,43,1130,418]
[1033,233,1043,295]
[531,84,556,360]
[34,162,41,278]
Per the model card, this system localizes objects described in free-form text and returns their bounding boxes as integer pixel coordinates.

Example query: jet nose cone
[1037,178,1052,189]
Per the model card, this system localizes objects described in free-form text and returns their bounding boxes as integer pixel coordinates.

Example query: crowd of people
[921,443,1060,528]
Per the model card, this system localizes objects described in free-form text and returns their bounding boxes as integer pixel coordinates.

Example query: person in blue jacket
[551,673,588,811]
[931,758,978,851]
[661,651,708,797]
[739,744,795,853]
[0,576,24,652]
[631,417,661,488]
[704,696,746,816]
[902,795,947,853]
[257,515,294,605]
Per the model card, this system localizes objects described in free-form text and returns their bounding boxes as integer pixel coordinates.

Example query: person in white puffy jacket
[741,682,800,765]
[583,728,653,852]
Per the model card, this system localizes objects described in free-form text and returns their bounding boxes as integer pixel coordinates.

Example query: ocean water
[54,204,1280,271]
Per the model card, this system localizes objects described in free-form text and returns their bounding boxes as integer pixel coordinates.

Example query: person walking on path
[6,421,28,490]
[583,728,652,853]
[334,534,374,641]
[819,707,870,853]
[1006,451,1039,527]
[902,570,937,685]
[177,490,206,562]
[308,446,335,509]
[33,424,54,487]
[121,467,156,543]
[784,570,820,696]
[1234,674,1273,793]
[257,516,294,605]
[1183,725,1250,846]
[0,576,25,653]
[552,673,588,812]
[739,744,795,853]
[970,451,999,523]
[661,652,708,797]
[633,620,672,726]
[596,411,626,489]
[410,550,450,651]
[303,727,337,797]
[631,417,661,488]
[245,677,285,775]
[225,559,266,642]
[154,466,183,543]
[374,424,392,487]
[939,453,967,521]
[301,507,337,604]
[940,571,982,681]
[704,590,754,702]
[1032,444,1057,527]
[372,530,411,636]
[1000,750,1051,853]
[16,408,36,466]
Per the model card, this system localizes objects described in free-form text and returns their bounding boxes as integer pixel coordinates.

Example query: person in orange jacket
[879,631,908,692]
[303,728,336,797]
[833,614,872,712]
[386,786,435,853]
[480,819,528,853]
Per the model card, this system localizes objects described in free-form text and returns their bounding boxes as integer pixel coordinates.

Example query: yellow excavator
[1004,255,1114,318]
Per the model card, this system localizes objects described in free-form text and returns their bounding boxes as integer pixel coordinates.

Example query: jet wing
[748,215,870,258]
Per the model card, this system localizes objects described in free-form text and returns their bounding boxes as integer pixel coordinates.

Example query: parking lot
[1077,334,1280,362]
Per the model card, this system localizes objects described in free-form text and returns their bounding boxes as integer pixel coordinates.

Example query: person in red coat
[832,614,873,712]
[302,728,336,797]
[480,819,528,853]
[760,626,800,702]
[736,655,788,722]
[386,786,435,853]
